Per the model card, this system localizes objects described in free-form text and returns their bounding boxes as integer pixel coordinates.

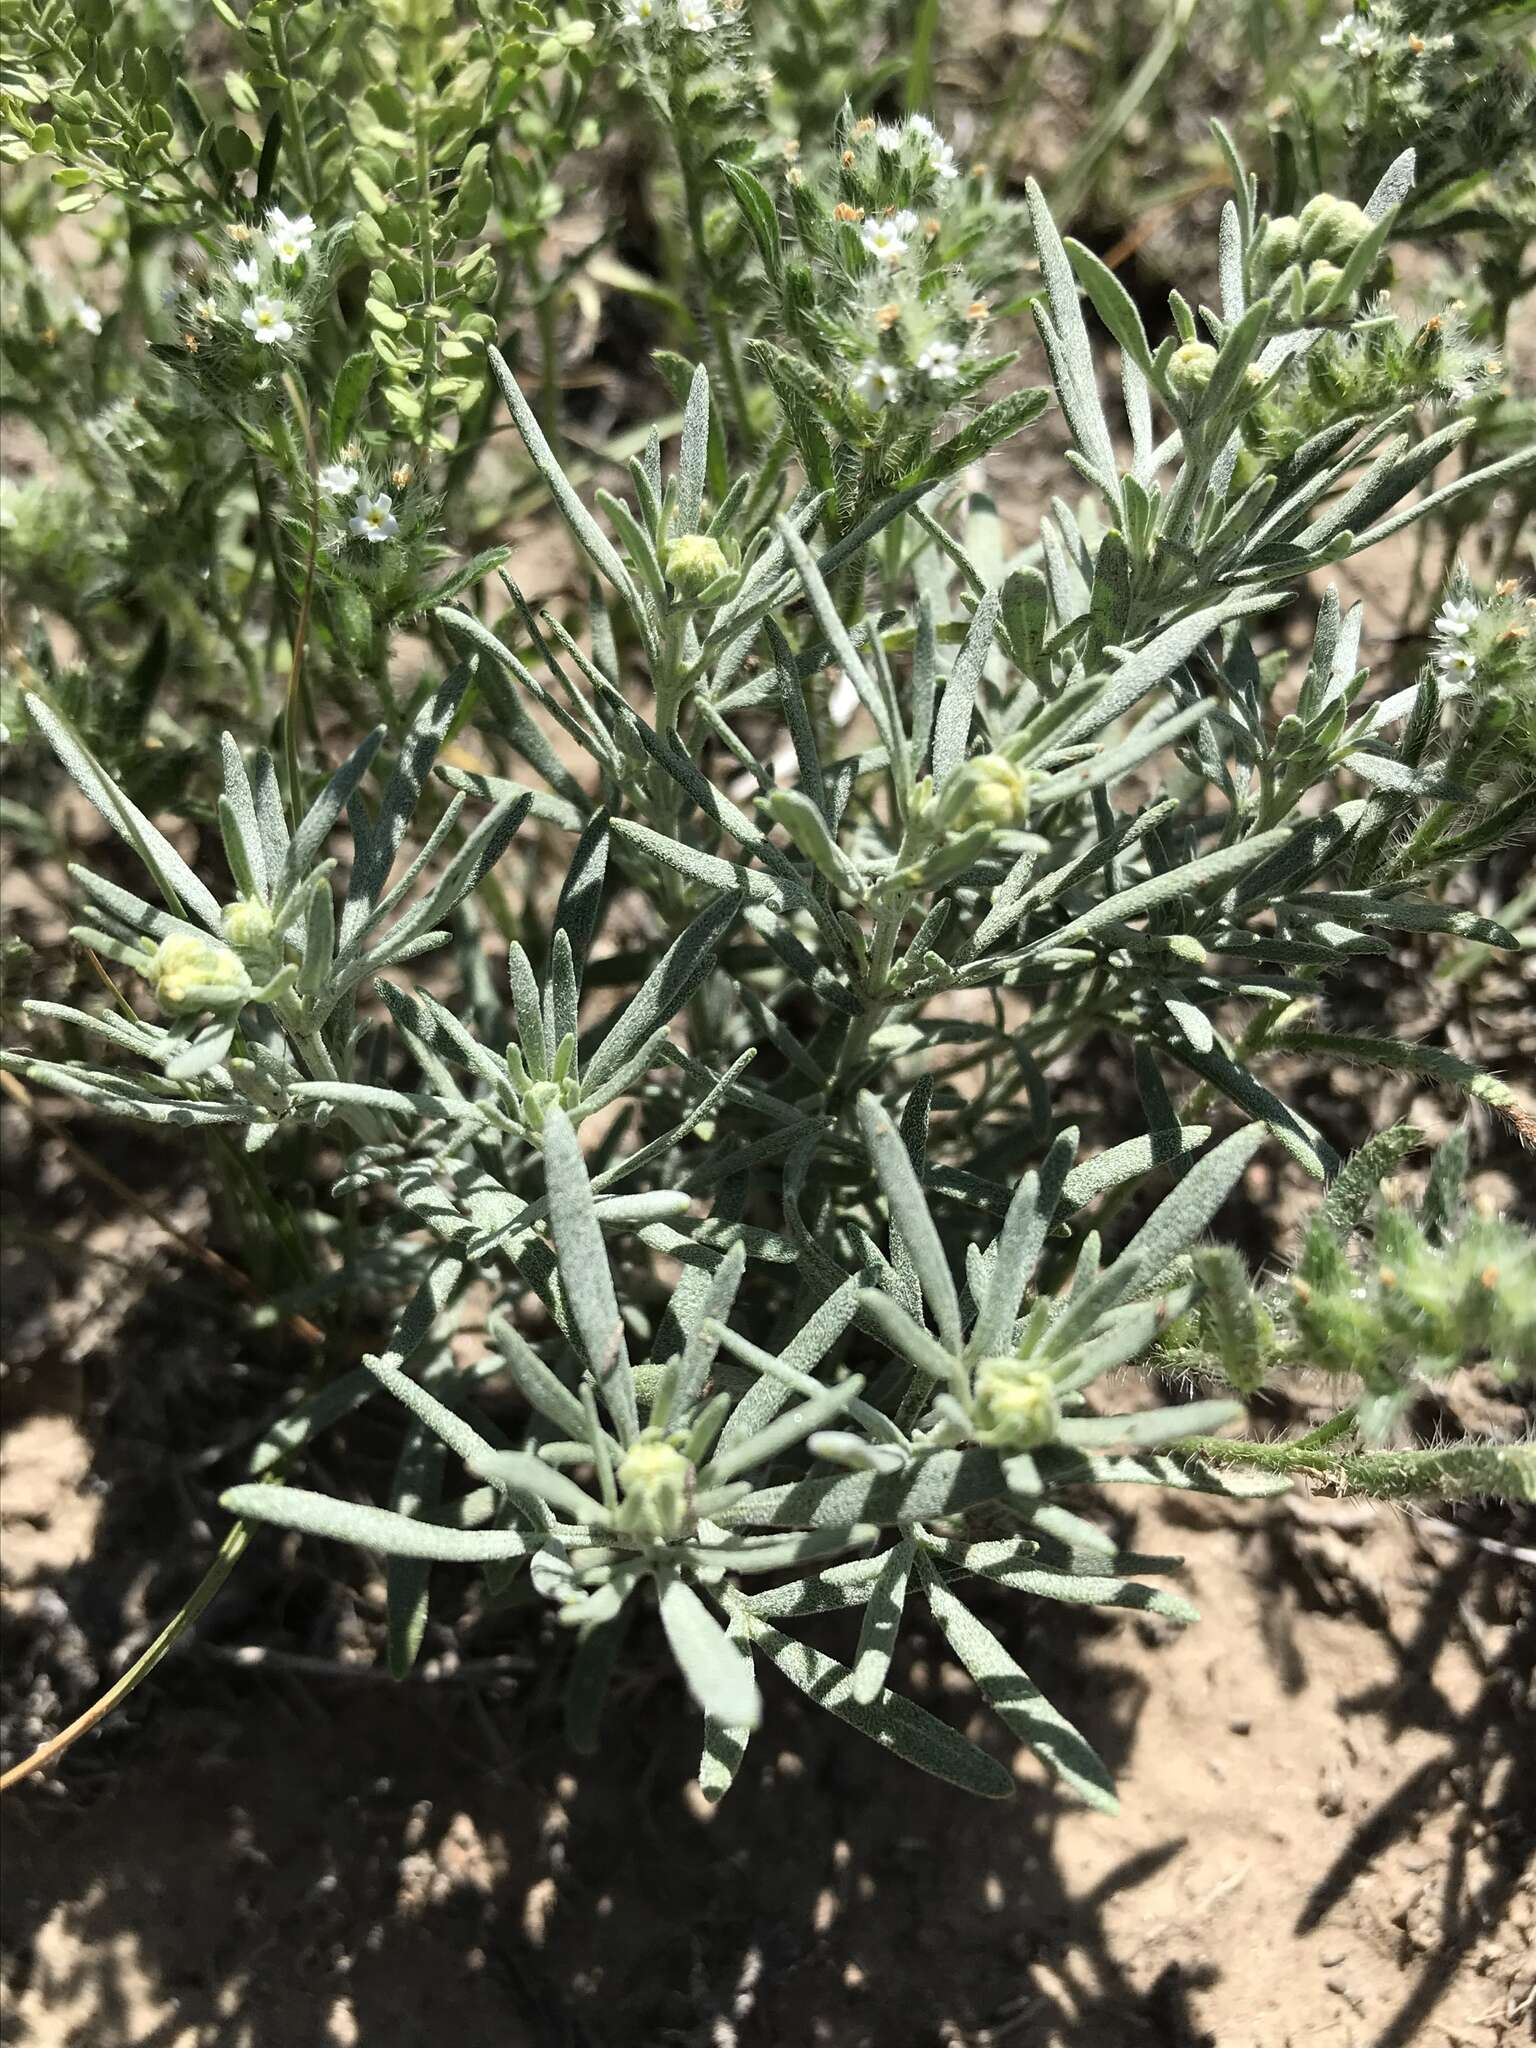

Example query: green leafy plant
[4,14,1534,1810]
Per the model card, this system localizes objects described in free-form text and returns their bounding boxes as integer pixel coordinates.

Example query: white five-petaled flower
[917,339,962,382]
[241,295,293,345]
[192,296,219,322]
[618,0,657,20]
[266,207,315,253]
[925,136,959,180]
[853,362,901,409]
[349,491,398,542]
[232,257,260,288]
[676,0,714,28]
[318,462,360,497]
[74,299,103,336]
[861,210,917,266]
[1434,595,1479,641]
[1434,643,1476,684]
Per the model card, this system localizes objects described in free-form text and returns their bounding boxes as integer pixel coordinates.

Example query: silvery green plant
[6,131,1534,1802]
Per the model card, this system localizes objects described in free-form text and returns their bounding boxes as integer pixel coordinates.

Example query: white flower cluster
[1433,594,1480,684]
[316,462,400,543]
[853,336,966,411]
[865,111,960,181]
[212,207,316,348]
[1320,15,1386,58]
[619,0,714,30]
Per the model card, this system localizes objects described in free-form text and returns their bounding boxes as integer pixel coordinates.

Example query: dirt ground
[3,1383,1532,2048]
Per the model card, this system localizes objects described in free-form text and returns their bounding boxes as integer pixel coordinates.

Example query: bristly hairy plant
[4,61,1534,1810]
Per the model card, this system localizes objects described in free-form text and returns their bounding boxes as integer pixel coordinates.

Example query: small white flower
[926,137,959,180]
[232,257,260,288]
[1434,595,1479,640]
[891,209,919,235]
[318,462,360,497]
[853,361,902,409]
[269,229,309,266]
[349,491,398,542]
[241,295,293,345]
[1434,644,1476,683]
[267,207,315,242]
[906,114,935,139]
[192,296,219,322]
[619,0,657,19]
[73,299,103,336]
[676,0,714,28]
[874,123,906,151]
[916,339,962,382]
[861,216,912,265]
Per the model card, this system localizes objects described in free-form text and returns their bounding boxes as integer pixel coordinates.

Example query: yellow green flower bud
[1167,340,1219,400]
[1254,214,1300,287]
[971,1359,1061,1450]
[615,1435,696,1544]
[1298,194,1371,263]
[222,897,276,954]
[146,931,253,1015]
[937,752,1033,833]
[663,532,731,599]
[1302,261,1346,316]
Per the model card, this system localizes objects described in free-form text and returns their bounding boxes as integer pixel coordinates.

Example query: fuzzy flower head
[618,0,657,20]
[266,208,315,257]
[241,295,293,345]
[614,1435,696,1545]
[970,1359,1061,1450]
[317,462,360,498]
[662,530,731,597]
[232,257,260,289]
[349,491,398,542]
[675,0,714,28]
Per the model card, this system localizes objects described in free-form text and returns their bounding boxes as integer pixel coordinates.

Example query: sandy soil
[3,1384,1532,2048]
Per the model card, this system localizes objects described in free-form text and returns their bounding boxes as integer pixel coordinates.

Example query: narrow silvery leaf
[658,1574,762,1728]
[362,1350,501,1472]
[466,1447,609,1525]
[221,1484,537,1561]
[488,1309,595,1443]
[674,1241,746,1414]
[967,1127,1079,1361]
[506,942,548,1081]
[776,518,901,762]
[1165,1039,1333,1180]
[582,890,740,1093]
[1058,589,1283,744]
[1027,829,1291,955]
[554,813,611,981]
[1052,1285,1197,1394]
[723,1447,1006,1531]
[676,362,711,531]
[383,793,530,952]
[1065,237,1156,378]
[699,1604,758,1802]
[487,347,648,624]
[917,1551,1117,1811]
[857,1093,963,1354]
[1058,1127,1209,1210]
[706,1374,866,1485]
[27,695,222,926]
[342,666,474,947]
[387,1416,447,1678]
[279,726,385,902]
[1364,147,1415,220]
[541,1107,638,1443]
[1057,1399,1242,1451]
[856,1288,962,1383]
[1118,1123,1266,1277]
[220,733,271,899]
[734,1601,1013,1798]
[851,1537,914,1705]
[1025,179,1119,495]
[931,588,1001,788]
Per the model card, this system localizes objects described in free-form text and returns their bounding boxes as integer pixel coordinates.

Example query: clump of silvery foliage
[6,121,1534,1803]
